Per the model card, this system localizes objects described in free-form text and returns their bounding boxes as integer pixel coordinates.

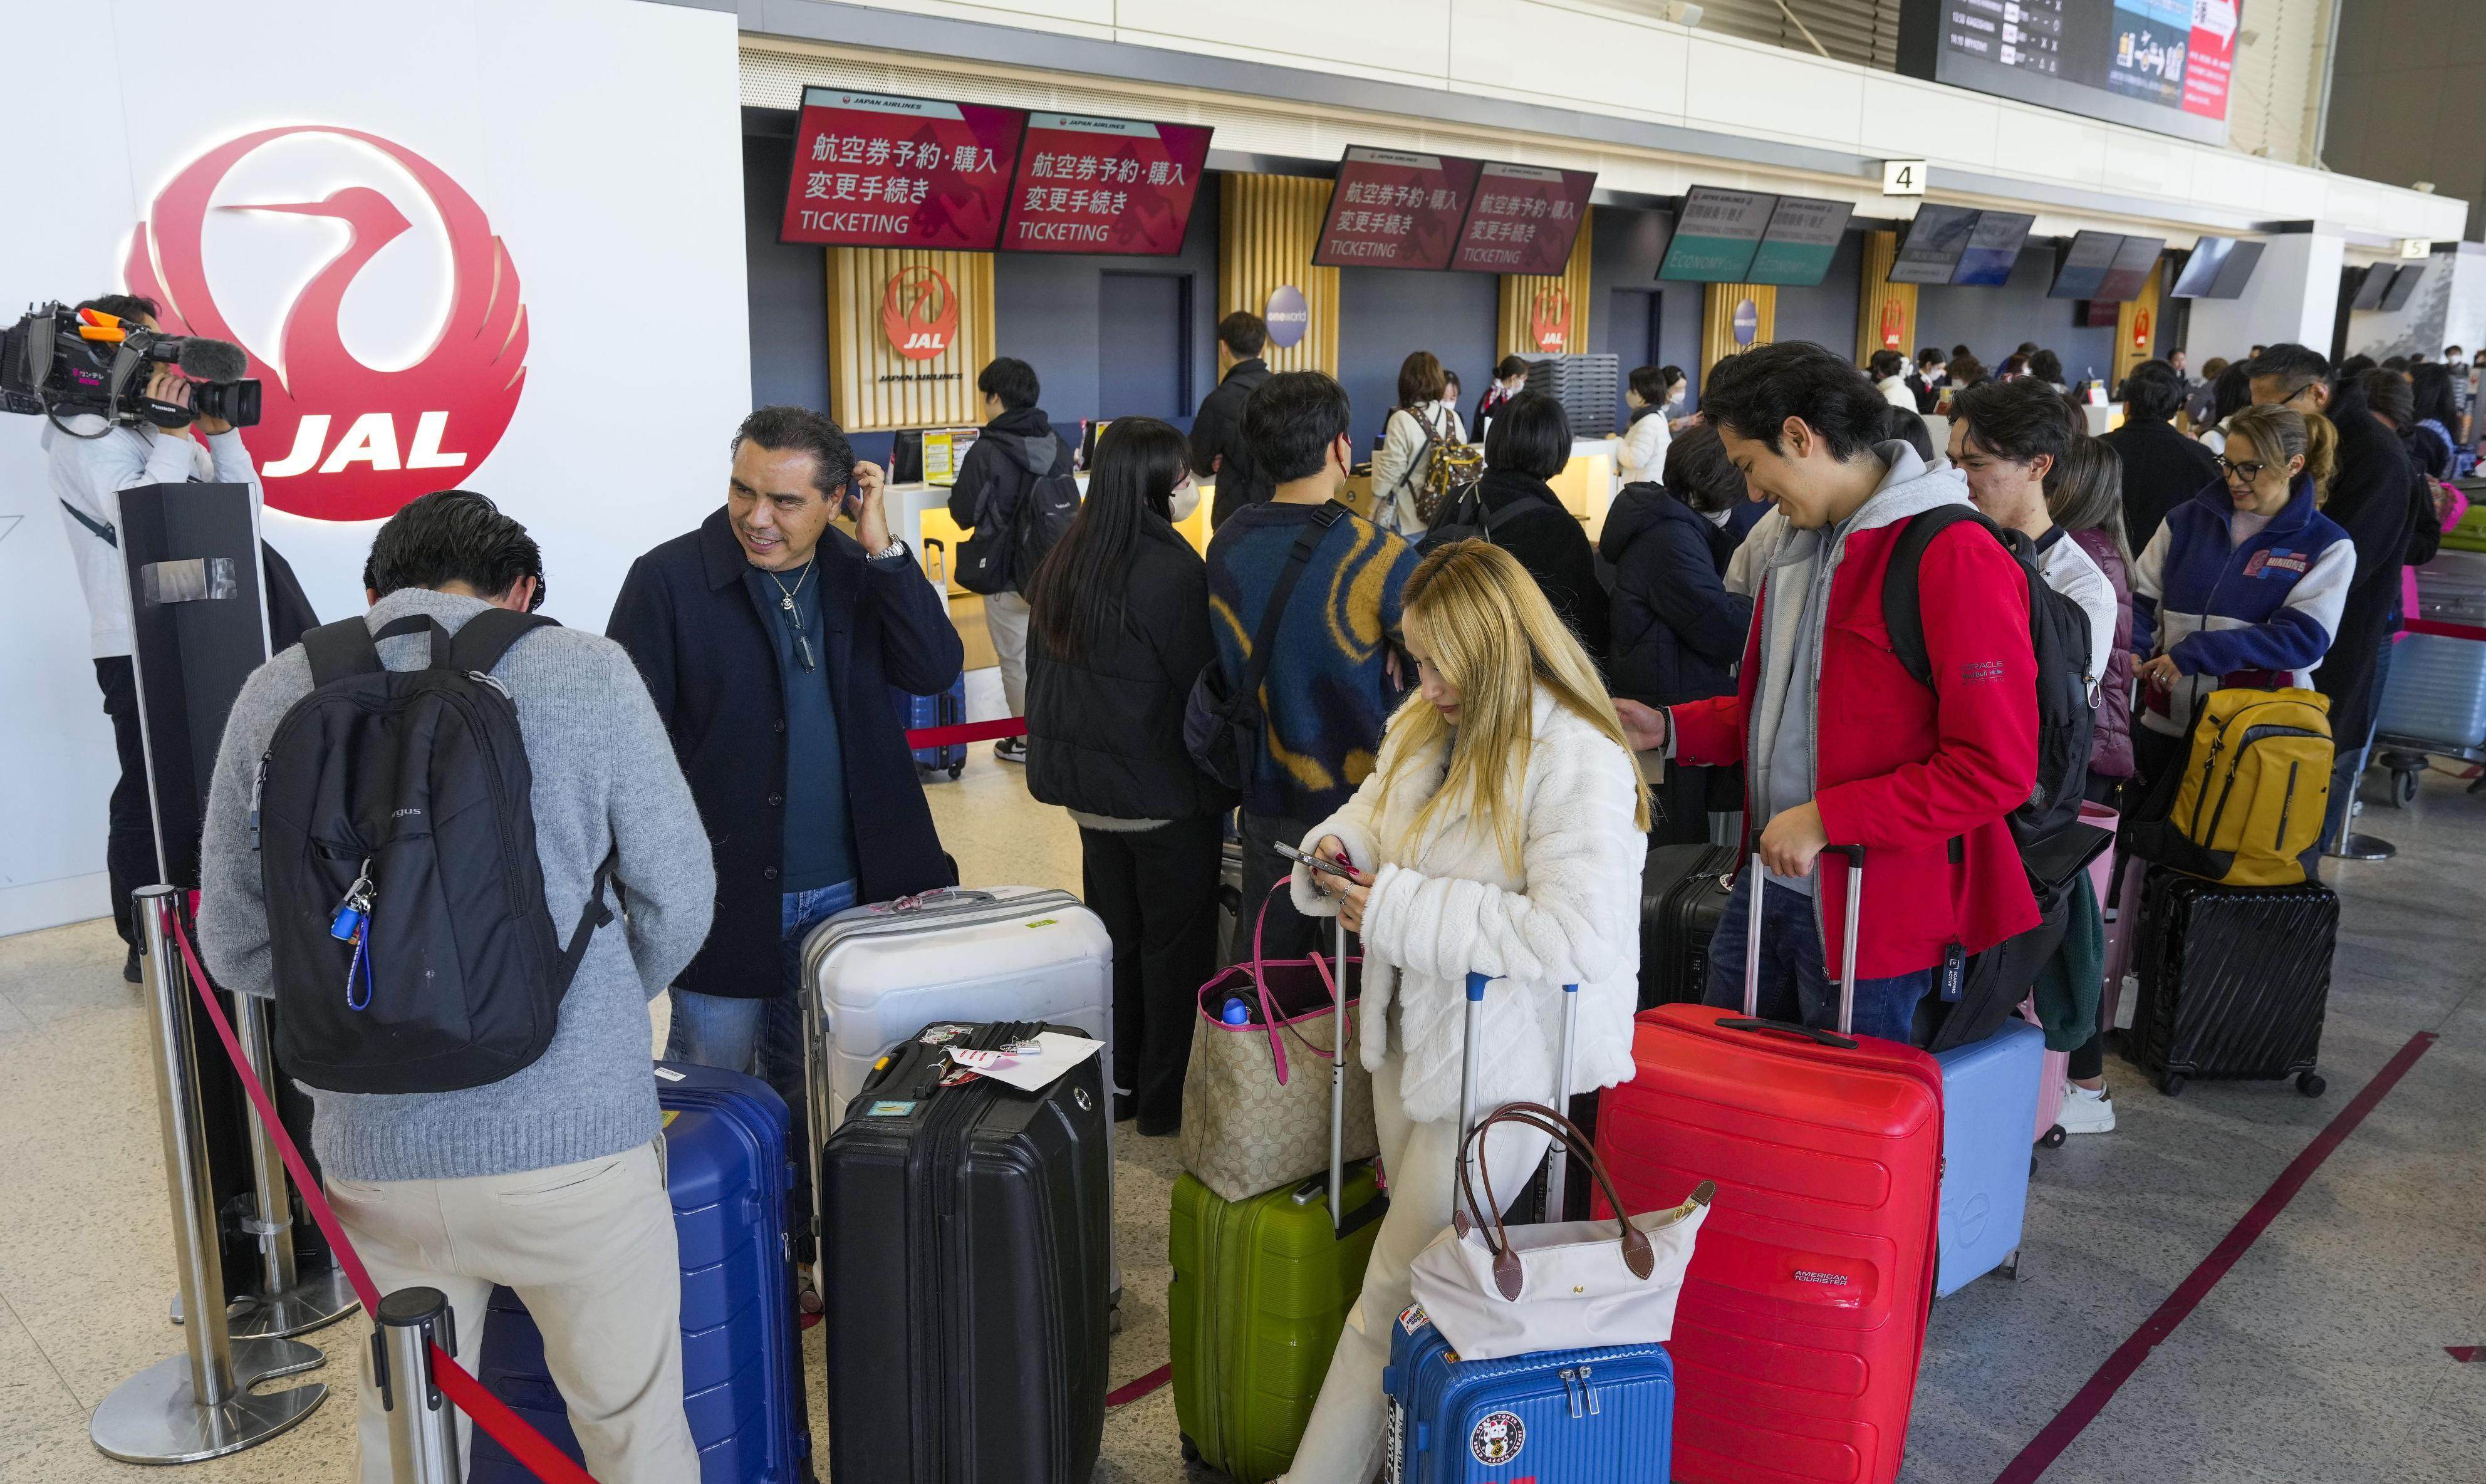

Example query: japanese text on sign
[1000,112,1213,255]
[779,87,1027,249]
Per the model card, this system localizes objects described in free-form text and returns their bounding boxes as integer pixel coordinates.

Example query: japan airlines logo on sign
[1528,286,1572,353]
[124,126,528,522]
[881,266,959,360]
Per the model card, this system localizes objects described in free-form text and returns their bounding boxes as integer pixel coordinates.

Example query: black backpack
[956,437,1079,595]
[1015,460,1082,588]
[256,610,615,1094]
[1881,506,2100,899]
[1416,482,1534,558]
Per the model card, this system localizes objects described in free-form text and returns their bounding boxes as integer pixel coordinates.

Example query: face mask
[1665,388,1685,408]
[1169,480,1201,523]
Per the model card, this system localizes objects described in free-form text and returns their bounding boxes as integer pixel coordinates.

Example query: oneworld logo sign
[124,126,529,522]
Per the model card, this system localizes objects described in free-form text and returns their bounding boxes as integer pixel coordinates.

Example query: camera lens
[190,379,262,428]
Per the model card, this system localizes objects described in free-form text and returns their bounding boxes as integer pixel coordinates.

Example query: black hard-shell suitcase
[1638,841,1739,1010]
[2130,873,2336,1097]
[819,1020,1112,1484]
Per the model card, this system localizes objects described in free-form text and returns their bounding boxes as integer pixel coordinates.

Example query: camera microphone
[171,336,248,383]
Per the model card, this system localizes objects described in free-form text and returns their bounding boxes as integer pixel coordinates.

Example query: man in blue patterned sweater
[1206,371,1421,961]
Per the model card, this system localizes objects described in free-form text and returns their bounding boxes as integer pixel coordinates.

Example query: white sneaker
[2057,1081,2116,1135]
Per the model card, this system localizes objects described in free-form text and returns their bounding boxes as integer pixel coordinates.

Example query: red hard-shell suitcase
[1594,850,1943,1484]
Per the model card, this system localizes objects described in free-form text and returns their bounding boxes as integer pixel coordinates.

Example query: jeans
[1079,817,1222,1131]
[96,658,157,950]
[1702,868,1933,1044]
[665,879,855,1245]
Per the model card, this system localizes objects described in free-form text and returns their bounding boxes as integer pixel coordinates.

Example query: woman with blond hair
[1276,541,1649,1484]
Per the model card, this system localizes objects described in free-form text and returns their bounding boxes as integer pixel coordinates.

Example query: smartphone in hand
[1274,841,1361,884]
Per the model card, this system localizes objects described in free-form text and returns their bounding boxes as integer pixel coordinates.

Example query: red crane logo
[881,266,960,361]
[124,126,528,522]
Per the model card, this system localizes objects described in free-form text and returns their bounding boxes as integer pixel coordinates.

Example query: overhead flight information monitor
[1745,195,1856,286]
[1898,1,2237,148]
[1450,162,1596,274]
[2168,236,2234,298]
[1314,146,1484,271]
[2092,235,2166,302]
[999,112,1213,255]
[1951,210,2036,287]
[1657,187,1776,282]
[2048,230,2123,300]
[1889,204,1979,284]
[2206,238,2264,299]
[2380,262,2427,313]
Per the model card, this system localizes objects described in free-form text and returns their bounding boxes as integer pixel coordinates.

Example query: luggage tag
[1939,942,1966,1004]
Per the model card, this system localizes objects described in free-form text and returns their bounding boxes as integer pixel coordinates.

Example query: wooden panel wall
[1219,174,1338,374]
[2113,261,2165,387]
[1856,230,1918,364]
[823,247,997,432]
[1498,207,1596,357]
[1700,282,1778,383]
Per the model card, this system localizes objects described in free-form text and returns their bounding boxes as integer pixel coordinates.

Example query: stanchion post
[90,887,326,1463]
[229,992,360,1337]
[375,1288,465,1484]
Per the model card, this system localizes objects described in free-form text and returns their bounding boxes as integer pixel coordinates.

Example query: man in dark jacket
[1195,312,1274,529]
[1599,420,1755,843]
[949,356,1078,759]
[2250,345,2414,854]
[2101,358,2223,550]
[607,406,962,1244]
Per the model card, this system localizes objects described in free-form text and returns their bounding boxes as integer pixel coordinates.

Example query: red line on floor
[1105,1362,1173,1408]
[1991,1032,2440,1484]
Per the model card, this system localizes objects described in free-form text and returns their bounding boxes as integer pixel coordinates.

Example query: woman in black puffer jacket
[1024,417,1233,1135]
[1596,422,1755,843]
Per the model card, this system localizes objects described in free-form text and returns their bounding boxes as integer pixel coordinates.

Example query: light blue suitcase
[1933,1016,2046,1295]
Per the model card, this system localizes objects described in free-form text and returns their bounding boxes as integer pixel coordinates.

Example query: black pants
[96,657,158,950]
[1647,760,1714,846]
[1082,815,1223,1132]
[1231,810,1326,967]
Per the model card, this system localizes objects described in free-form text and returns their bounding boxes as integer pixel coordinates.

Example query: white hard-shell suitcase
[799,885,1114,1131]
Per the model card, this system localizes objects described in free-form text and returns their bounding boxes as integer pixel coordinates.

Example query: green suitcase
[1168,915,1388,1482]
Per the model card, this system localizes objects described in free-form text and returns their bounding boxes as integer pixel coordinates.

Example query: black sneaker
[994,735,1029,764]
[123,948,142,984]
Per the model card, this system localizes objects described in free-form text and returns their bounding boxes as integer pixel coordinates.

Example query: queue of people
[101,291,2443,1480]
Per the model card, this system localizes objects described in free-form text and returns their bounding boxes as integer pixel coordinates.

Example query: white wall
[0,0,751,935]
[763,0,2468,243]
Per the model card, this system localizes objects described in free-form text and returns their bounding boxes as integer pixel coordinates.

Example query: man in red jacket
[1621,343,2039,1040]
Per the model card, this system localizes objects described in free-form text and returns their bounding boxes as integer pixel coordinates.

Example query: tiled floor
[1,673,2479,1482]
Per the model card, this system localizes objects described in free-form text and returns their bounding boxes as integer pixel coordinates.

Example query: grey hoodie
[1745,442,1972,895]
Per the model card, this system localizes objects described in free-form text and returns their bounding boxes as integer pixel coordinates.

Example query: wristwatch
[871,539,908,562]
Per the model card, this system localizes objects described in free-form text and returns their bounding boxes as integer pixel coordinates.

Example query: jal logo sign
[1529,286,1572,353]
[124,126,528,523]
[881,266,960,361]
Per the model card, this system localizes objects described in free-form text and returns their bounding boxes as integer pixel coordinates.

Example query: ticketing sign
[999,113,1214,256]
[1451,163,1596,275]
[1314,147,1484,271]
[781,88,1026,249]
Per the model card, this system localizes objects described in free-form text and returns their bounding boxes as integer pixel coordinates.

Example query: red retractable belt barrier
[903,716,1027,749]
[2400,618,2486,643]
[169,908,601,1484]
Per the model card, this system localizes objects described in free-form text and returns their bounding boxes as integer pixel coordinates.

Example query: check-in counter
[1342,437,1622,540]
[890,477,1214,597]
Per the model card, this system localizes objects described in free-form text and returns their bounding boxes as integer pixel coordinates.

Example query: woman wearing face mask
[1618,363,1675,487]
[1438,370,1472,445]
[1277,541,1648,1484]
[1022,417,1228,1135]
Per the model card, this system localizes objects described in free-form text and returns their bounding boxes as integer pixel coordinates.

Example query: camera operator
[43,293,264,983]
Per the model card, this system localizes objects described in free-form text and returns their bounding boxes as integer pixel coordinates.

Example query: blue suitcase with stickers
[469,1062,812,1483]
[1932,1015,2046,1296]
[1383,1310,1677,1483]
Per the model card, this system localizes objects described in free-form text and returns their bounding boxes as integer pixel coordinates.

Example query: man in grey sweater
[199,490,714,1483]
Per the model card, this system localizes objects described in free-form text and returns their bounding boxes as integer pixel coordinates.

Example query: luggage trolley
[2371,551,2486,805]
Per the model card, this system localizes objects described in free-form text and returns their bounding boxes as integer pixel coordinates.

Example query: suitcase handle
[1742,845,1866,1035]
[1715,1017,1860,1051]
[1453,970,1581,1232]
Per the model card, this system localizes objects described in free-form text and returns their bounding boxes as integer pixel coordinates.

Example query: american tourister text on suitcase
[1593,848,1944,1484]
[1384,970,1681,1483]
[1170,915,1388,1483]
[469,1062,811,1484]
[818,1020,1115,1484]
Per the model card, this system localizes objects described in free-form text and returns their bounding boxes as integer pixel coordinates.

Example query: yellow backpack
[2135,687,2333,886]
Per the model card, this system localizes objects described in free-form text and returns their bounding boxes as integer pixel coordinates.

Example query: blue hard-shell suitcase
[469,1062,812,1483]
[1932,1016,2044,1296]
[891,677,969,779]
[1383,1309,1675,1484]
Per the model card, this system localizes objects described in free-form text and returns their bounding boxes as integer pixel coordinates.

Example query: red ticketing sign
[1314,147,1484,271]
[1001,113,1214,256]
[781,87,1027,249]
[1452,162,1596,276]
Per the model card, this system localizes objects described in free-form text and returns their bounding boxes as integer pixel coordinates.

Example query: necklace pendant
[781,594,795,612]
[796,634,816,671]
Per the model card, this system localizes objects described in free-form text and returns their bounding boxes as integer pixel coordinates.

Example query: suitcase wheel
[2002,1248,2029,1283]
[1179,1435,1200,1464]
[1109,1300,1124,1336]
[2161,1073,2188,1097]
[2390,767,2420,807]
[2297,1071,2327,1098]
[948,762,965,781]
[2039,1124,2067,1149]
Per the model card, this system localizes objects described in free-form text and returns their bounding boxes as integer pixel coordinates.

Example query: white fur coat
[1289,689,1645,1126]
